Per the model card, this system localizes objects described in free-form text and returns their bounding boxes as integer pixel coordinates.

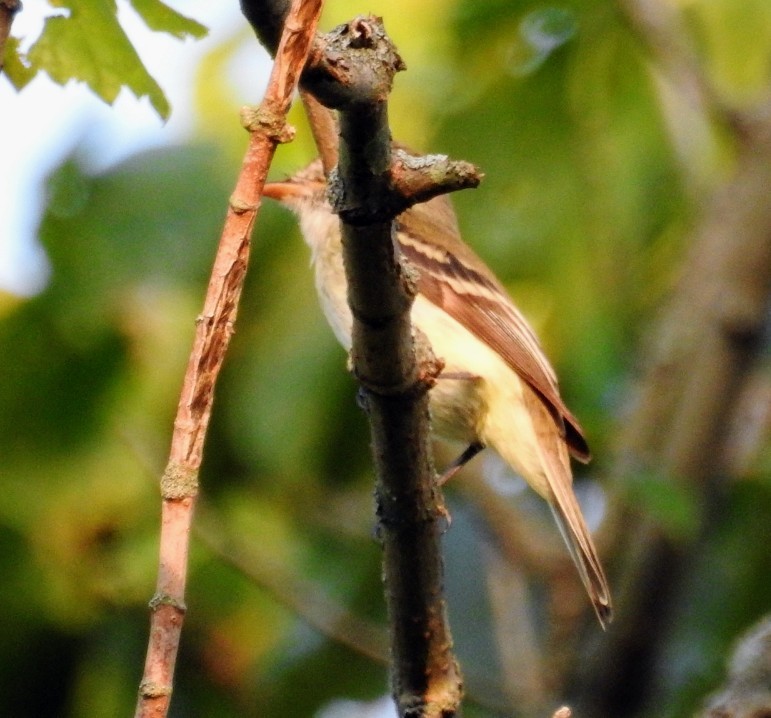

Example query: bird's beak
[262,179,324,202]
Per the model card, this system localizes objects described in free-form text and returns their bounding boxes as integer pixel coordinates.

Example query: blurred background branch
[569,1,771,714]
[696,615,771,718]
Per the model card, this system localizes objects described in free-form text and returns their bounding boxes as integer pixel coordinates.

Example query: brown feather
[522,389,612,627]
[397,197,591,462]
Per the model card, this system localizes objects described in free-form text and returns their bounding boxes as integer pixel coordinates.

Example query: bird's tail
[548,496,613,628]
[522,391,613,628]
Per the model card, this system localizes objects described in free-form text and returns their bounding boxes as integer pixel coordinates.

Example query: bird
[262,157,613,627]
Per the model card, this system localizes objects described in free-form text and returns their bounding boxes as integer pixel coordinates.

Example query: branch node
[347,327,441,399]
[353,372,427,399]
[329,149,483,224]
[376,498,448,529]
[283,18,305,35]
[239,105,296,143]
[413,327,444,388]
[138,680,173,699]
[149,592,188,613]
[160,461,199,500]
[229,195,259,214]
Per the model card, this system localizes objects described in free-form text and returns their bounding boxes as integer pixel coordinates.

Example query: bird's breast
[309,242,520,448]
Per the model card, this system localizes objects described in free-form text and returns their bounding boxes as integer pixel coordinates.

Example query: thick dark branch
[241,8,484,715]
[312,15,463,718]
[239,0,290,56]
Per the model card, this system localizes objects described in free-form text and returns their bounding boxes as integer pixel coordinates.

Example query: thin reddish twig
[133,2,324,716]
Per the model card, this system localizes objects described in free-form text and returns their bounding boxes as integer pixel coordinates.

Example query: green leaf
[2,36,39,89]
[27,0,170,118]
[128,0,207,40]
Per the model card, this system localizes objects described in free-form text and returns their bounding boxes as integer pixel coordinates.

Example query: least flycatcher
[263,159,612,627]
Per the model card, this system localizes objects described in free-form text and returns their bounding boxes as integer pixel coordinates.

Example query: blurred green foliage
[6,0,206,117]
[1,1,770,717]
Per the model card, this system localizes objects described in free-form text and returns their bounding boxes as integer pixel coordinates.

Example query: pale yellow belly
[312,255,550,496]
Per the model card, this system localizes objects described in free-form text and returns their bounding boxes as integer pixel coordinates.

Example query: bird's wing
[396,197,591,463]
